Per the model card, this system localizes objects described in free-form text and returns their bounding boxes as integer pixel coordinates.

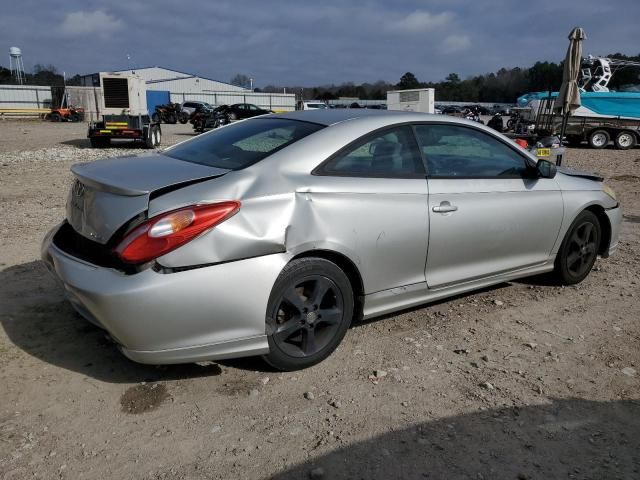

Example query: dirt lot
[1,120,639,480]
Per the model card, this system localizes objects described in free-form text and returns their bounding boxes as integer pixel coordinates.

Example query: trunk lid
[67,153,229,244]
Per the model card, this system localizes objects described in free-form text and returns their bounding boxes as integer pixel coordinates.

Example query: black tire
[588,129,610,149]
[70,113,80,122]
[614,131,637,150]
[153,126,161,147]
[144,126,157,149]
[506,118,516,130]
[553,210,601,285]
[50,112,61,122]
[179,112,189,124]
[263,257,354,371]
[89,137,109,148]
[167,113,177,124]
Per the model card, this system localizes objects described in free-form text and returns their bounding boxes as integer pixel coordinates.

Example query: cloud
[61,10,123,38]
[442,34,471,53]
[387,10,453,34]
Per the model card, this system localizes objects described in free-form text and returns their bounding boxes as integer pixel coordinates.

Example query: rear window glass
[164,118,324,170]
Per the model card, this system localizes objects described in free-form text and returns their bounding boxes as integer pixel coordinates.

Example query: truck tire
[614,131,637,150]
[588,130,609,149]
[154,126,162,147]
[145,126,155,149]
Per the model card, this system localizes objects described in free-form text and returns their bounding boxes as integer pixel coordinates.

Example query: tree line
[260,53,640,103]
[2,53,639,103]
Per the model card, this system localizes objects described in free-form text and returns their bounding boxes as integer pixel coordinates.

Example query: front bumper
[41,224,287,364]
[605,204,623,257]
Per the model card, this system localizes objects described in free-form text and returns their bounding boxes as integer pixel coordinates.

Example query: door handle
[432,201,458,213]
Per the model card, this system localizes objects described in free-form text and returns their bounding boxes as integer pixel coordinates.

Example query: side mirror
[536,159,557,179]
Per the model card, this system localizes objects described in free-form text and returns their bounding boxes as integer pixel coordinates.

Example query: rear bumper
[41,224,286,364]
[605,204,623,257]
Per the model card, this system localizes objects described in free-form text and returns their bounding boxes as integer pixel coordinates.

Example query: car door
[414,123,563,288]
[308,125,430,294]
[247,104,261,117]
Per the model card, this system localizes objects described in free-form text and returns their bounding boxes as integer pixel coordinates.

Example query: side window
[248,104,259,111]
[414,124,528,178]
[319,126,425,178]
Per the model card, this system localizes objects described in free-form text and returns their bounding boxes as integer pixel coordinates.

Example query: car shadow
[0,260,557,379]
[0,260,222,383]
[270,398,640,480]
[58,139,149,149]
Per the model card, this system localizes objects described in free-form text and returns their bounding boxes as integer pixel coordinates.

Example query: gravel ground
[0,120,639,480]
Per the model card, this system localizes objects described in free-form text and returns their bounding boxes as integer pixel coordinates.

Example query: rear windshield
[164,118,324,170]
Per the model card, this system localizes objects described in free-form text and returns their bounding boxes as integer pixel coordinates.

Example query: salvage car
[42,110,622,371]
[226,103,272,121]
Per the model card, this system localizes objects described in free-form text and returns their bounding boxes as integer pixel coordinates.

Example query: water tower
[9,47,25,84]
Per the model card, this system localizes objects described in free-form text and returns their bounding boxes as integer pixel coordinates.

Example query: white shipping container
[387,88,435,113]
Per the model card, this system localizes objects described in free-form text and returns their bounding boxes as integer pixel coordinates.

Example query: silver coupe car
[42,110,622,370]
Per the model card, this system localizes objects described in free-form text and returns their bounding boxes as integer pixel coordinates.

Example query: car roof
[271,109,436,126]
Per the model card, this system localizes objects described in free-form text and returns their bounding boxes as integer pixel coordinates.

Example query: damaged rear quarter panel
[148,122,430,295]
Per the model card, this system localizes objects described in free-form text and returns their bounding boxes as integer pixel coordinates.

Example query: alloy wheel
[271,276,344,358]
[566,221,598,277]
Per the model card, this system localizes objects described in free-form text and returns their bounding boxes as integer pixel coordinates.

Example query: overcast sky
[2,0,638,86]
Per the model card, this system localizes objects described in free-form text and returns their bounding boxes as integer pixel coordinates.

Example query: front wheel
[553,210,601,285]
[263,257,354,371]
[588,129,610,149]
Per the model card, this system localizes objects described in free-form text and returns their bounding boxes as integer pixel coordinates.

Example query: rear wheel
[264,257,354,371]
[179,112,189,124]
[145,126,158,149]
[70,113,80,122]
[614,131,636,150]
[153,126,161,147]
[553,210,601,285]
[50,112,61,122]
[588,129,610,149]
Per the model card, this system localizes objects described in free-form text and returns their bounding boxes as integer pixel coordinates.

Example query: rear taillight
[114,201,240,264]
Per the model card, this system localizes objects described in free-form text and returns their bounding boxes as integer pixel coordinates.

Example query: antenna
[9,46,25,84]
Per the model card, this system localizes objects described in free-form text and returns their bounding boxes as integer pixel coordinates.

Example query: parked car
[226,103,272,120]
[442,105,462,114]
[297,101,329,110]
[181,101,214,117]
[42,110,621,371]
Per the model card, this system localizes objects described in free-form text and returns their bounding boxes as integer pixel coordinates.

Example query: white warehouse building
[79,66,295,111]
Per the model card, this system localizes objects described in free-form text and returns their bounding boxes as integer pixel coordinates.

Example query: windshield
[164,118,324,170]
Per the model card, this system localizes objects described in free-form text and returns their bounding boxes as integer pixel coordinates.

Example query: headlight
[602,184,617,201]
